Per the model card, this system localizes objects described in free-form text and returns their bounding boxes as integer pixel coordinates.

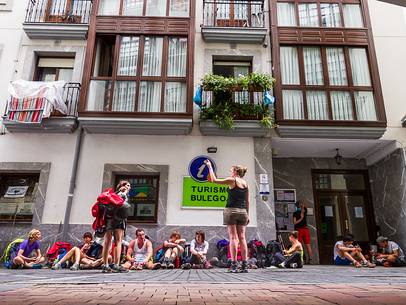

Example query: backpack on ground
[87,242,103,259]
[1,238,24,269]
[216,239,229,268]
[154,246,165,263]
[46,242,72,264]
[248,239,267,268]
[265,240,283,267]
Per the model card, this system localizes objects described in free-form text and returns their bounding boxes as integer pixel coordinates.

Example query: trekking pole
[278,234,286,252]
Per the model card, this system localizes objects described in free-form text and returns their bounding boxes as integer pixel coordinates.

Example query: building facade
[0,0,405,263]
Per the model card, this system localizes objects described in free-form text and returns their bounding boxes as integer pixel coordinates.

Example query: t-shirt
[333,241,344,260]
[383,241,405,262]
[293,207,307,229]
[190,239,209,255]
[18,239,40,257]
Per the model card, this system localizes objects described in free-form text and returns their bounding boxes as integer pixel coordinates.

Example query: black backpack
[87,242,103,259]
[248,239,267,268]
[216,239,230,268]
[265,240,283,267]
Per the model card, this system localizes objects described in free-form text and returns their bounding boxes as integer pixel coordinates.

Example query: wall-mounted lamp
[207,146,218,154]
[335,148,343,165]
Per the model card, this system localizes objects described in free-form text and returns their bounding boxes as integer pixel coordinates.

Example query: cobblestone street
[0,266,405,304]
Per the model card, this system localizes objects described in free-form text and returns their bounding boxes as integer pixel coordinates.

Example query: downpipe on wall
[62,125,84,240]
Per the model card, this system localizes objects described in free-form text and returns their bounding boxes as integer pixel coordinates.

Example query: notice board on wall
[274,189,296,232]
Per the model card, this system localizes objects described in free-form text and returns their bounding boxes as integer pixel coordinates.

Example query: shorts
[334,256,352,266]
[105,217,125,231]
[223,208,248,226]
[297,226,311,244]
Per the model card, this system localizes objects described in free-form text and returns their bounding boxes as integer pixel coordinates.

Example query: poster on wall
[274,189,296,231]
[4,186,29,198]
[182,177,228,209]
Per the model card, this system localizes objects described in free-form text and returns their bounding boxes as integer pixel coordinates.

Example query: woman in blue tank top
[205,160,249,273]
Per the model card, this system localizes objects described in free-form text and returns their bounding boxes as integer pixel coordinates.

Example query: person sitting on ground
[122,228,159,270]
[12,229,45,269]
[334,234,375,268]
[161,230,186,269]
[273,231,303,268]
[52,232,104,271]
[182,230,212,269]
[376,236,406,267]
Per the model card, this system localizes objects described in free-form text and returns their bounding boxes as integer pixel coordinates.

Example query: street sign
[188,155,216,182]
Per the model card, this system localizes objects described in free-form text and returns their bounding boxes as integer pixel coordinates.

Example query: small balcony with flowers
[2,81,81,133]
[201,0,267,44]
[197,73,275,137]
[23,0,93,40]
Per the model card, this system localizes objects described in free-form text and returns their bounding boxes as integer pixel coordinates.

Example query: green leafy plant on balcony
[200,73,275,130]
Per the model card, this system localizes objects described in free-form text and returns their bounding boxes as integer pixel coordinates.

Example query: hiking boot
[111,264,129,273]
[51,263,61,270]
[181,263,191,270]
[239,261,248,273]
[70,263,79,271]
[102,264,112,273]
[228,262,238,273]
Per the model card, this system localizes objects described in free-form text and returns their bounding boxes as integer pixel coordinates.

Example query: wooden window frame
[88,34,188,113]
[97,0,190,17]
[280,45,375,121]
[115,174,160,224]
[0,173,40,223]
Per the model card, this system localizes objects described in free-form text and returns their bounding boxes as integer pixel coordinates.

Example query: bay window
[279,45,377,121]
[98,0,190,17]
[87,35,188,113]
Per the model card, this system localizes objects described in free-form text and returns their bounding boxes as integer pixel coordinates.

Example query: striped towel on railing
[6,96,48,123]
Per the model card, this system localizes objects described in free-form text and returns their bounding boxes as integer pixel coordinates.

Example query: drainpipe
[62,126,84,240]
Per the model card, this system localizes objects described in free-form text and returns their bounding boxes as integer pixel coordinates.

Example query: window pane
[112,81,136,112]
[299,3,319,27]
[165,82,186,112]
[58,69,73,82]
[303,47,324,85]
[168,37,187,77]
[143,37,163,76]
[283,90,304,119]
[321,3,341,27]
[315,173,365,190]
[349,48,371,86]
[355,91,376,121]
[87,80,112,111]
[139,81,162,112]
[331,91,353,120]
[0,174,40,221]
[98,0,120,15]
[169,0,189,17]
[277,3,296,26]
[146,0,166,16]
[307,91,328,120]
[93,36,115,77]
[280,47,300,85]
[123,0,143,16]
[343,4,364,28]
[326,48,347,86]
[118,37,139,76]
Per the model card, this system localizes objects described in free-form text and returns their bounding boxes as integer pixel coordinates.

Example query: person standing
[206,160,249,273]
[101,180,131,273]
[293,200,313,263]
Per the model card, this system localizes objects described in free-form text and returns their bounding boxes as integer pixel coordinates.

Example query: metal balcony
[23,0,93,40]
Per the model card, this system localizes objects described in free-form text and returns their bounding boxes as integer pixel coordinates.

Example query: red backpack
[91,188,125,231]
[46,242,72,263]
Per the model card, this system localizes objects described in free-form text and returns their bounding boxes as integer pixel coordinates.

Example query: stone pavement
[0,266,405,304]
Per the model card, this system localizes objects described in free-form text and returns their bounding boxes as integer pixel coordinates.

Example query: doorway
[312,170,375,264]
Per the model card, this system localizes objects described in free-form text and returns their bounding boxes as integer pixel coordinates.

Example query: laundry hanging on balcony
[5,80,67,123]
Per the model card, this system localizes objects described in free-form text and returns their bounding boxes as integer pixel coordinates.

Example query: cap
[376,236,388,243]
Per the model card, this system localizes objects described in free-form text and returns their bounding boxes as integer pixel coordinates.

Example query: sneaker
[278,263,286,269]
[70,263,79,271]
[181,263,192,270]
[267,266,278,269]
[239,261,248,273]
[51,263,61,270]
[102,264,112,273]
[161,262,168,269]
[167,262,175,269]
[290,263,298,268]
[111,264,129,273]
[32,263,43,269]
[228,262,238,273]
[152,263,161,270]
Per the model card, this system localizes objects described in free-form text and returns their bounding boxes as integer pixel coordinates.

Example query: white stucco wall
[369,0,406,144]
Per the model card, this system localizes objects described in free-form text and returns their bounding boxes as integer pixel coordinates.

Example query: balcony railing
[203,0,265,28]
[25,0,93,24]
[3,82,80,123]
